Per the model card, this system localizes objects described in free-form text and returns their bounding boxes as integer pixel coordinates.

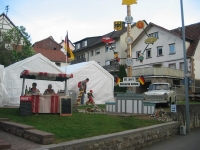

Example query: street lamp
[180,0,190,133]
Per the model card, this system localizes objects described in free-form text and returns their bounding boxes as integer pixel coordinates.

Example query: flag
[65,31,74,60]
[138,75,145,85]
[115,77,121,85]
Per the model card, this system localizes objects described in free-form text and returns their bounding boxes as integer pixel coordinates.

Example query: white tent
[60,61,115,104]
[3,53,66,106]
[0,65,10,107]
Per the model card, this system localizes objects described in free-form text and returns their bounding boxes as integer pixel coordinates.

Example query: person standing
[78,78,89,105]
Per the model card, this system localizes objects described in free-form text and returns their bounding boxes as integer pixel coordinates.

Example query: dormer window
[76,43,80,49]
[149,32,159,39]
[82,40,87,47]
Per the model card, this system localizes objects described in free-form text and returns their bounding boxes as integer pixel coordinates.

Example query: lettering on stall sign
[20,97,30,100]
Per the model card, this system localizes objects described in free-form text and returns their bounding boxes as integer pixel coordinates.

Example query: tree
[114,64,127,92]
[0,26,35,67]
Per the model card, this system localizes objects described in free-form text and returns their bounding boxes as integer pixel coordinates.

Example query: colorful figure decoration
[137,52,144,63]
[86,90,95,105]
[76,90,84,105]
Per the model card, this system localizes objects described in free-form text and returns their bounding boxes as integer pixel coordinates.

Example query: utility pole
[180,0,190,133]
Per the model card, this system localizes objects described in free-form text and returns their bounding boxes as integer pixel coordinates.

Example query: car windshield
[149,84,169,91]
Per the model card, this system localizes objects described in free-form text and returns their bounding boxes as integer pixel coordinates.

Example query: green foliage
[114,64,127,92]
[0,26,35,67]
[0,107,162,143]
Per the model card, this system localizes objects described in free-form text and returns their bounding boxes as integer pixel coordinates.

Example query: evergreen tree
[114,64,127,92]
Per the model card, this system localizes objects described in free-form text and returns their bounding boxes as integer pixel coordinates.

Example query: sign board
[60,97,72,116]
[102,37,115,44]
[125,16,133,24]
[125,58,133,66]
[171,104,176,112]
[119,82,140,87]
[123,77,136,82]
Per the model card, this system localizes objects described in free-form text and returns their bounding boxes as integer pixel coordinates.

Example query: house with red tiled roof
[130,22,200,97]
[33,36,67,67]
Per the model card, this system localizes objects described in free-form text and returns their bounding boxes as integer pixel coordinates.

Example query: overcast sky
[0,0,199,44]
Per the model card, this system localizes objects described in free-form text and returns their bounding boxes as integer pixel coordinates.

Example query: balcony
[70,58,86,65]
[102,64,119,73]
[132,67,184,78]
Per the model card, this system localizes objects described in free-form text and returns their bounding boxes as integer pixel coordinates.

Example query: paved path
[0,130,41,150]
[141,127,200,150]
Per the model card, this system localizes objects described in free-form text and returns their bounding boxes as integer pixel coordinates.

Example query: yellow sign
[122,0,137,5]
[114,21,123,31]
[145,37,157,44]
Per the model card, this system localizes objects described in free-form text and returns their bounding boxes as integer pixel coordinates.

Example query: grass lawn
[0,104,164,143]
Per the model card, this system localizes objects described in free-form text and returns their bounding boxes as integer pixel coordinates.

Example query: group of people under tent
[27,77,95,105]
[27,82,55,95]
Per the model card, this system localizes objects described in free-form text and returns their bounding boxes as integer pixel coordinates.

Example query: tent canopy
[2,53,69,106]
[20,70,73,82]
[60,61,115,104]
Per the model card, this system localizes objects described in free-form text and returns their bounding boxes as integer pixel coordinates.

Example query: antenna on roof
[5,5,9,16]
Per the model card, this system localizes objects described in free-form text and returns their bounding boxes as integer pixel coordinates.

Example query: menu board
[60,97,72,116]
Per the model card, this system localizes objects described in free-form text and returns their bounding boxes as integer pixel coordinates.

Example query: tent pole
[21,77,25,96]
[64,79,67,95]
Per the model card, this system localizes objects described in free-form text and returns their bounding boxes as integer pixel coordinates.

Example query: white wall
[132,26,190,70]
[193,40,200,80]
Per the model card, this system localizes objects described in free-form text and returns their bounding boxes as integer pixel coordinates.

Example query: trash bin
[180,125,186,135]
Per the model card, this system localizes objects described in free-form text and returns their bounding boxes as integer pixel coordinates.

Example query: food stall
[19,70,73,116]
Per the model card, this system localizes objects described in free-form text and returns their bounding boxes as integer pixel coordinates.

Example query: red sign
[102,37,115,44]
[20,96,32,101]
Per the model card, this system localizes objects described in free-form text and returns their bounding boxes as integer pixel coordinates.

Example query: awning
[20,70,73,82]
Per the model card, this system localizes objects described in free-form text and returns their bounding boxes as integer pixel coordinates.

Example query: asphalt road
[142,127,200,150]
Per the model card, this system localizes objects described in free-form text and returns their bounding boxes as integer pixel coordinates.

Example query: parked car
[143,83,176,107]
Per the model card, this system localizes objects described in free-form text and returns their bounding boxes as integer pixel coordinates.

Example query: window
[95,48,100,55]
[91,50,94,56]
[105,61,110,66]
[157,46,163,56]
[76,43,80,49]
[77,56,80,59]
[105,46,109,53]
[169,63,176,69]
[149,32,159,39]
[55,62,60,66]
[146,49,151,58]
[136,51,141,59]
[180,62,184,70]
[81,54,85,58]
[82,40,87,47]
[105,43,115,53]
[169,44,175,54]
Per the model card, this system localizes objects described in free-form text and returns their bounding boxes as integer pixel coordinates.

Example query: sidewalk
[141,127,200,150]
[0,130,41,150]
